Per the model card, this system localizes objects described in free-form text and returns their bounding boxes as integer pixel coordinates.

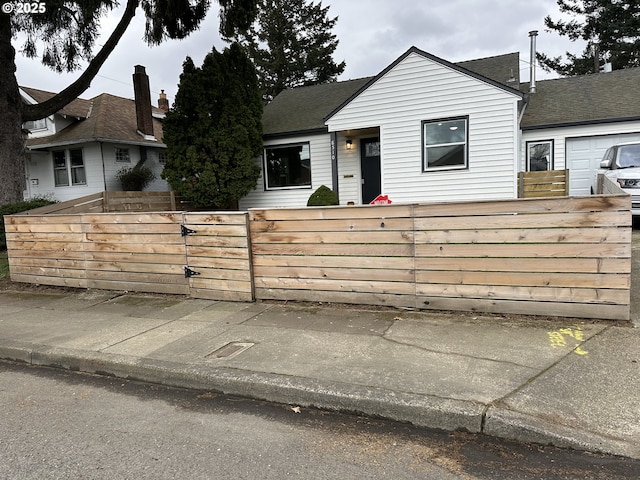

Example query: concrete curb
[2,341,638,460]
[484,406,640,460]
[2,342,484,429]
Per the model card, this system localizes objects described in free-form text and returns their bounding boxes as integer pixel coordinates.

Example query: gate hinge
[181,225,197,236]
[184,266,201,278]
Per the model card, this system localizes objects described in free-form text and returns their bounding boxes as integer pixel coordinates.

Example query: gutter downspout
[100,141,107,191]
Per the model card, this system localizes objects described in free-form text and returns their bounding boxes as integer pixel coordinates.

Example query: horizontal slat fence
[5,212,189,294]
[518,169,569,198]
[103,191,185,212]
[412,196,631,319]
[3,191,633,320]
[21,191,185,215]
[250,195,631,320]
[249,205,416,307]
[6,214,88,288]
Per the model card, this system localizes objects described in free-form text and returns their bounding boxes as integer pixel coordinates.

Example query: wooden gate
[182,212,254,301]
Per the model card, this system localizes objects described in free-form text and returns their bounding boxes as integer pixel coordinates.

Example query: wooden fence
[5,208,252,301]
[23,191,185,215]
[518,169,570,198]
[4,192,632,320]
[250,195,631,320]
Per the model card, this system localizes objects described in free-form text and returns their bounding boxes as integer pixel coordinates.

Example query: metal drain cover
[207,342,255,359]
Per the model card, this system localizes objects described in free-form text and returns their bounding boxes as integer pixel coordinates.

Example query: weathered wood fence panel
[183,212,253,302]
[82,212,189,294]
[5,206,253,300]
[5,214,88,288]
[518,169,569,198]
[413,196,631,320]
[103,191,183,212]
[21,191,184,215]
[250,195,631,319]
[250,204,417,307]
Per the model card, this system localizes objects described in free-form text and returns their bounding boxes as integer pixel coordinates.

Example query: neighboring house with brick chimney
[21,66,169,202]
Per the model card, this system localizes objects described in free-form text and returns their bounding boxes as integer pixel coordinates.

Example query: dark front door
[360,138,381,204]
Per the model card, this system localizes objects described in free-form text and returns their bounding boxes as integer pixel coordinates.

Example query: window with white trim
[53,149,86,187]
[422,117,468,171]
[115,147,131,163]
[526,140,554,171]
[24,119,46,131]
[264,143,311,189]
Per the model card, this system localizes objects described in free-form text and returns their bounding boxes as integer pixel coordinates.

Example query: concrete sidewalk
[0,289,638,459]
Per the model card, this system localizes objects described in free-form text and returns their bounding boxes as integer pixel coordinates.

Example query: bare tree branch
[22,0,139,121]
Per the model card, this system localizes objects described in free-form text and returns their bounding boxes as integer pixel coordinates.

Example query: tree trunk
[0,13,25,205]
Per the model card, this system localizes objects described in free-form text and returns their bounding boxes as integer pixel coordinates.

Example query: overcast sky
[15,0,582,106]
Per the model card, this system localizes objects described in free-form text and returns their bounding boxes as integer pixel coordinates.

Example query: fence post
[517,172,524,198]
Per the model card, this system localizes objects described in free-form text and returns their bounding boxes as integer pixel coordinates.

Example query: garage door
[567,133,640,195]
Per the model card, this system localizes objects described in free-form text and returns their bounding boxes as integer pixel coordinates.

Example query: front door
[360,138,381,204]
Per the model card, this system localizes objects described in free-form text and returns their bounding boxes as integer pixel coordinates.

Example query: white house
[239,45,640,209]
[22,66,170,202]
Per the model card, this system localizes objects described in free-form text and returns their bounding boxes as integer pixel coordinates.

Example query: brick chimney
[132,65,154,138]
[158,89,169,113]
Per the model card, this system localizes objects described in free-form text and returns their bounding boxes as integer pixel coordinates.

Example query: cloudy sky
[15,0,582,106]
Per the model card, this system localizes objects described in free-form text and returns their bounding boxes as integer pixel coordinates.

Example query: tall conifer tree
[538,0,640,76]
[232,0,345,102]
[161,43,262,209]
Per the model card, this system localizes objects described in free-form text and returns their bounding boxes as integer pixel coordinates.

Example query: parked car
[593,142,640,215]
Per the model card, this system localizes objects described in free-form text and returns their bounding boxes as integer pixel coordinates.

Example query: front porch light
[346,139,353,150]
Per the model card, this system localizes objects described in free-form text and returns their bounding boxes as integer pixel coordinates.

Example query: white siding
[239,134,334,209]
[25,142,170,202]
[144,148,170,192]
[336,132,365,205]
[327,52,522,203]
[26,143,104,202]
[102,143,168,192]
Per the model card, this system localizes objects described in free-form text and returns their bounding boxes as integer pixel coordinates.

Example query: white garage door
[567,133,640,195]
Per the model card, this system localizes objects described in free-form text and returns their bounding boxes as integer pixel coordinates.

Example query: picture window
[264,143,312,189]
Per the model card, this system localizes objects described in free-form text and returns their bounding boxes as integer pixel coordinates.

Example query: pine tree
[538,0,640,76]
[0,0,257,205]
[232,0,345,102]
[161,43,263,209]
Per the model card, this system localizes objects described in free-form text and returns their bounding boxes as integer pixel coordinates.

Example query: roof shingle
[521,68,640,128]
[25,92,165,149]
[21,86,92,119]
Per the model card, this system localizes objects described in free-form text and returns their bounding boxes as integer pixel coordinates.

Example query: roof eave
[522,116,640,131]
[27,137,167,150]
[263,127,328,140]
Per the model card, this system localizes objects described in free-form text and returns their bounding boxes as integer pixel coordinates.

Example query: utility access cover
[207,342,255,359]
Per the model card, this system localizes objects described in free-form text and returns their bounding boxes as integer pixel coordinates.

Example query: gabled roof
[26,92,165,149]
[521,67,640,129]
[263,77,372,137]
[263,47,523,137]
[21,86,92,119]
